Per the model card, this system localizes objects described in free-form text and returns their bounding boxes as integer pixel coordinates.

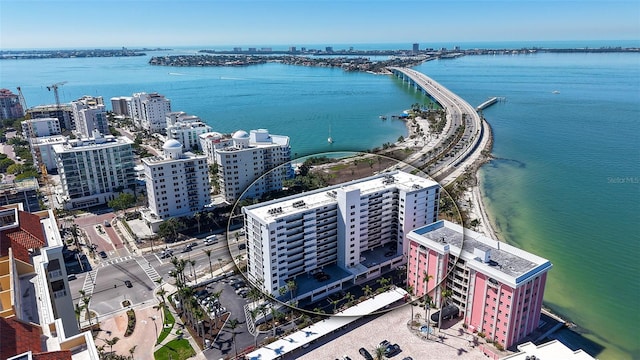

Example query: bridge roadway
[387,67,490,186]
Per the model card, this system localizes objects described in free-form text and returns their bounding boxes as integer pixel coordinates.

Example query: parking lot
[296,303,494,360]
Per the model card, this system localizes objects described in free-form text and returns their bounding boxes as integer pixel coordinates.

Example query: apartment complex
[0,178,40,212]
[243,170,440,302]
[26,104,73,131]
[110,96,132,117]
[208,129,292,204]
[142,139,211,231]
[53,131,135,209]
[0,204,98,359]
[28,134,68,172]
[70,95,108,138]
[166,112,212,151]
[21,117,61,138]
[406,220,552,348]
[0,88,24,120]
[130,92,172,132]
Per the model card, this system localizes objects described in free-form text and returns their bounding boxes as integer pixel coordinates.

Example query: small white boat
[552,90,560,94]
[328,137,333,144]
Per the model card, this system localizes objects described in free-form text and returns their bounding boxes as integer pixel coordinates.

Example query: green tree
[203,249,213,276]
[108,192,136,212]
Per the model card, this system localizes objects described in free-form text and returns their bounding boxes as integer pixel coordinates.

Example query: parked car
[359,347,373,360]
[124,280,133,288]
[98,251,107,259]
[67,274,77,281]
[385,344,401,357]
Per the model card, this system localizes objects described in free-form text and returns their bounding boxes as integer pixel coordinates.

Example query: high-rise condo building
[0,204,98,359]
[26,104,73,131]
[141,139,211,231]
[130,92,172,132]
[243,170,440,302]
[21,117,61,138]
[70,96,108,138]
[0,88,24,120]
[53,131,135,209]
[406,220,552,348]
[165,112,212,151]
[203,129,292,204]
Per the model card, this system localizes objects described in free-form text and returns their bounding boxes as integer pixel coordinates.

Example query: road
[388,67,486,186]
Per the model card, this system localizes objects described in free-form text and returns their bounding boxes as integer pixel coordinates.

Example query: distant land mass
[0,48,171,60]
[1,45,637,61]
[148,45,639,73]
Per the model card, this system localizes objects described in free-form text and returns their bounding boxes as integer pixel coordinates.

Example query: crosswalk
[135,256,162,283]
[99,255,133,267]
[81,269,98,297]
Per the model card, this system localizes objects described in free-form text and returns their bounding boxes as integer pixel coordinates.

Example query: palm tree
[374,345,386,360]
[194,212,202,233]
[128,345,137,360]
[79,290,92,326]
[438,289,453,331]
[203,249,213,276]
[363,284,373,298]
[422,270,433,332]
[227,318,240,357]
[74,303,84,330]
[286,279,297,304]
[250,308,261,346]
[104,336,120,354]
[189,259,197,284]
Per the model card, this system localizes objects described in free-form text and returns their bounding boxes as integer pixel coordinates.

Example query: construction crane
[46,81,67,109]
[16,86,28,117]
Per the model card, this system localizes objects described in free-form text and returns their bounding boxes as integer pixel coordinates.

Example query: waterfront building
[70,95,108,138]
[413,43,420,53]
[208,129,292,204]
[21,117,61,138]
[0,178,40,212]
[130,92,172,132]
[53,130,135,210]
[243,170,440,302]
[25,104,73,131]
[110,96,132,117]
[0,204,98,359]
[141,139,210,231]
[165,112,212,151]
[29,134,68,172]
[500,340,595,360]
[0,89,25,120]
[406,220,552,348]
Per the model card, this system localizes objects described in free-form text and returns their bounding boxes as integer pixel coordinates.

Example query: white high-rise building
[142,139,211,230]
[206,129,292,204]
[70,96,108,138]
[165,112,212,151]
[21,117,61,138]
[110,96,132,117]
[53,130,135,209]
[243,170,440,302]
[29,134,67,172]
[130,92,171,132]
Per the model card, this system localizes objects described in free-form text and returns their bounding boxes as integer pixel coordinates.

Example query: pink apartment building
[406,220,552,348]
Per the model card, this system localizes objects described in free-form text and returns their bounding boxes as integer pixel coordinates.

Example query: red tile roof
[0,207,46,263]
[0,316,43,359]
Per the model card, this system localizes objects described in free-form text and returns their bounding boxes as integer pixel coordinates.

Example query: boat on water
[379,115,387,120]
[552,90,560,94]
[328,125,333,144]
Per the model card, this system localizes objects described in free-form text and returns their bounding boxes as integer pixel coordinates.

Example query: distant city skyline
[1,0,639,49]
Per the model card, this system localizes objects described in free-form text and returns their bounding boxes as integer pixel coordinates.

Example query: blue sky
[1,0,639,49]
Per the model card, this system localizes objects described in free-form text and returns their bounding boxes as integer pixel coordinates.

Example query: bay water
[1,45,638,359]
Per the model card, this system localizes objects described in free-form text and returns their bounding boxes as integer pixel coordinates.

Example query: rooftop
[246,171,438,222]
[409,220,552,286]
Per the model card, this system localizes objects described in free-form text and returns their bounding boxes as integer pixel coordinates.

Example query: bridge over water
[387,67,490,185]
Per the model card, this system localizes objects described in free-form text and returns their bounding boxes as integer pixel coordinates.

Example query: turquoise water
[1,47,638,359]
[412,53,640,360]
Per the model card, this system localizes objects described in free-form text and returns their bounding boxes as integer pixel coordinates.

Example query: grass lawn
[154,338,195,360]
[157,307,175,344]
